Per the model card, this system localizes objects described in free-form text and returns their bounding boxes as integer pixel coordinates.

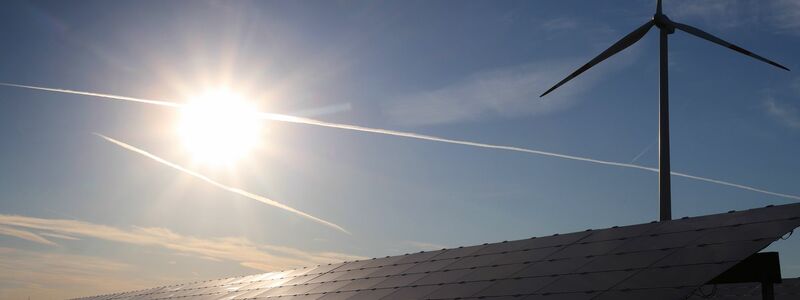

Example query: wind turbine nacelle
[653,14,676,34]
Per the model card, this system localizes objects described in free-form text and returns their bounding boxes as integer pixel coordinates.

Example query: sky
[1,0,799,298]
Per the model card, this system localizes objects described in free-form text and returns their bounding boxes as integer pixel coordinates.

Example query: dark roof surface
[74,203,800,300]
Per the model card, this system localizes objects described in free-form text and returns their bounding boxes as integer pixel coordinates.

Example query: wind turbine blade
[672,21,790,71]
[656,0,662,15]
[541,20,654,97]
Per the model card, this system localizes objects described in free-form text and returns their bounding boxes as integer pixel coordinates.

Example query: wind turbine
[540,0,789,221]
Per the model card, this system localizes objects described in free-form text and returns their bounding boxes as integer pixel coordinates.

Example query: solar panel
[72,203,800,300]
[686,277,800,299]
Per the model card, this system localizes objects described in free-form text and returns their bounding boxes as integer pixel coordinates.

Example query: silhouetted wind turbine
[540,0,789,221]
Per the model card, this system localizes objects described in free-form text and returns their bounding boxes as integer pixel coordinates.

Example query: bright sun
[177,90,262,166]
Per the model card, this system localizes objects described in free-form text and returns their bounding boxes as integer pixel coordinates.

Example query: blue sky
[1,0,799,298]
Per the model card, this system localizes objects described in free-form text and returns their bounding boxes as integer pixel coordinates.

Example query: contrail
[630,141,656,164]
[0,82,648,170]
[95,133,350,234]
[3,83,799,201]
[0,82,182,108]
[249,116,800,201]
[670,171,800,201]
[262,112,659,172]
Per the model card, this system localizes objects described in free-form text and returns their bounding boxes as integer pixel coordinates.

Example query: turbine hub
[653,14,675,34]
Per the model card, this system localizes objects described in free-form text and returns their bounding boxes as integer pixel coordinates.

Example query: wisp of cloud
[2,82,799,202]
[95,133,350,234]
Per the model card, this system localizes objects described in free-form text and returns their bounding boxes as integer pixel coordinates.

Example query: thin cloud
[383,61,607,127]
[384,63,575,126]
[382,18,635,127]
[0,246,171,299]
[39,232,81,240]
[1,83,799,201]
[0,214,364,272]
[670,0,752,29]
[540,17,579,32]
[95,133,350,235]
[764,95,800,129]
[0,225,56,245]
[670,0,800,34]
[769,0,800,33]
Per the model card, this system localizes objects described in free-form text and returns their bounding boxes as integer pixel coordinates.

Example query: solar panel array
[688,277,800,299]
[74,203,800,300]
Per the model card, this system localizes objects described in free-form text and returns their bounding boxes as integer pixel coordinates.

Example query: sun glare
[178,90,261,166]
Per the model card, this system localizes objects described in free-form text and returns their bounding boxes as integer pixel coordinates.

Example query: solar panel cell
[699,220,800,244]
[653,240,764,267]
[471,239,532,256]
[548,239,628,259]
[370,273,428,289]
[513,256,594,277]
[490,246,563,265]
[361,262,416,278]
[393,250,446,265]
[430,245,486,260]
[616,262,737,290]
[522,291,599,300]
[457,263,530,282]
[611,230,706,253]
[341,288,396,300]
[411,268,474,285]
[424,281,495,299]
[577,250,669,273]
[314,290,359,300]
[523,231,592,249]
[304,281,354,295]
[538,270,634,293]
[473,276,559,297]
[580,223,658,243]
[401,259,457,274]
[359,255,405,269]
[595,287,696,300]
[381,285,442,299]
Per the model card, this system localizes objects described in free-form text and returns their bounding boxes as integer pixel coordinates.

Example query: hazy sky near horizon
[1,0,799,298]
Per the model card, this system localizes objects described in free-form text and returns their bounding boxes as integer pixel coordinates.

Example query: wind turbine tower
[541,0,789,221]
